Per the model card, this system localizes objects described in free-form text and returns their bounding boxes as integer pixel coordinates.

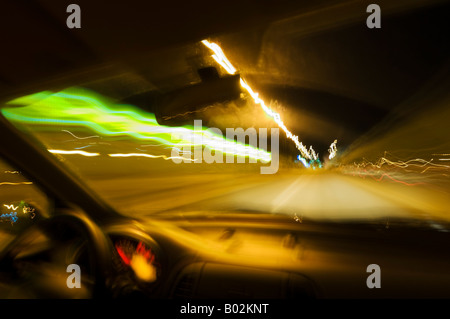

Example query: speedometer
[114,238,160,283]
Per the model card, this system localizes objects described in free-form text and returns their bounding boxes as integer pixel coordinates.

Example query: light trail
[309,146,319,161]
[201,40,237,74]
[297,156,310,168]
[354,169,426,187]
[108,153,198,162]
[0,212,18,224]
[3,204,19,210]
[202,39,320,161]
[170,147,192,156]
[328,140,338,160]
[62,129,100,140]
[373,173,426,187]
[3,89,271,163]
[48,149,198,162]
[339,152,450,188]
[4,171,20,174]
[139,144,167,147]
[48,149,100,157]
[74,145,94,150]
[352,157,450,173]
[0,182,33,186]
[240,76,314,160]
[161,105,215,121]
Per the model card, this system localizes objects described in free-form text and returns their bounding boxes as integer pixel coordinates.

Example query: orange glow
[115,241,157,282]
[130,254,157,282]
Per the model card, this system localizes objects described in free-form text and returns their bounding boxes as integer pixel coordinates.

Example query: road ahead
[83,163,450,228]
[9,130,449,227]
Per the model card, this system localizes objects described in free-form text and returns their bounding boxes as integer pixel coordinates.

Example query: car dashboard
[102,212,450,299]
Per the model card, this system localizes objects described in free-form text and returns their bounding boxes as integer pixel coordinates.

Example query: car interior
[0,0,450,301]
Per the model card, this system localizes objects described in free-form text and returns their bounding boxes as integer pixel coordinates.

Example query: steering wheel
[0,208,115,298]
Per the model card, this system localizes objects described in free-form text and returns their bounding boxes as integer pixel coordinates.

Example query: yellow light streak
[202,39,317,160]
[4,171,20,174]
[48,149,100,157]
[108,153,197,162]
[201,40,237,74]
[3,204,19,210]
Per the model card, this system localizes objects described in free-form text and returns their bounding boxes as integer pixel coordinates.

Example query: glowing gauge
[114,239,160,283]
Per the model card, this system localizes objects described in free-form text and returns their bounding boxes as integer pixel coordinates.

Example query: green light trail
[2,88,271,162]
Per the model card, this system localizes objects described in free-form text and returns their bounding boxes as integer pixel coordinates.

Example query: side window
[0,156,50,236]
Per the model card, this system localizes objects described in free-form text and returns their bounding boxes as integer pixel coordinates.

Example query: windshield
[2,34,450,229]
